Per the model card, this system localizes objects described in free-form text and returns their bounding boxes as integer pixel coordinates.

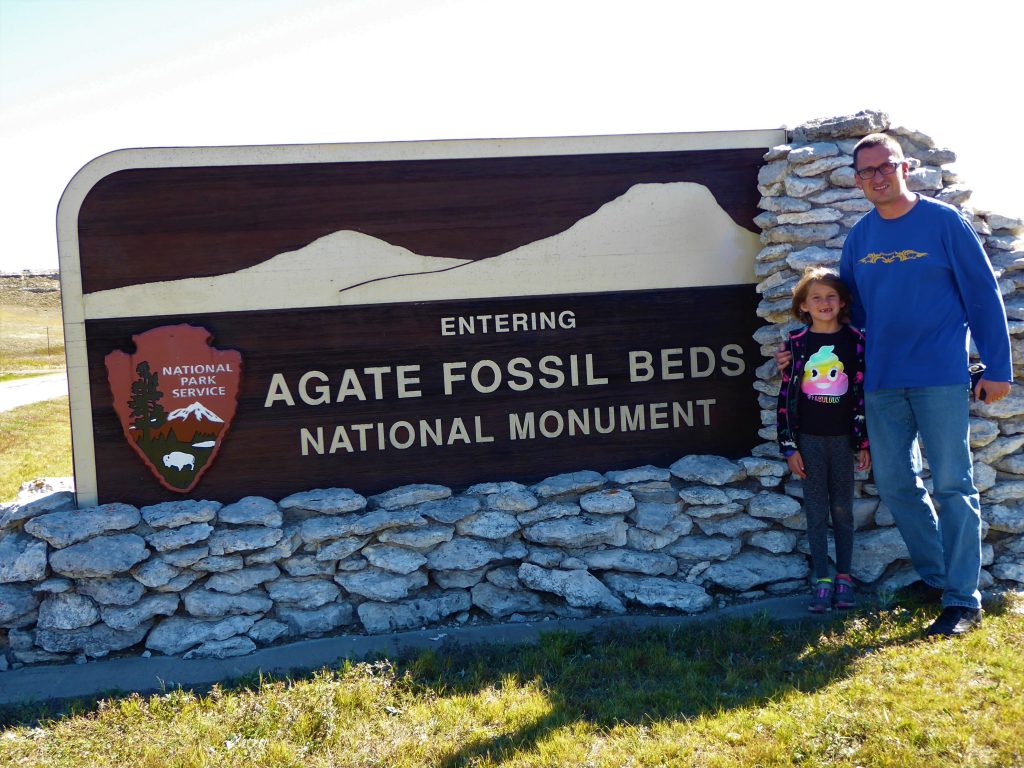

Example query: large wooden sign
[58,131,785,506]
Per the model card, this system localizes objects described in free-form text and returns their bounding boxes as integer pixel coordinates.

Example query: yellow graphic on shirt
[859,249,927,265]
[802,345,849,400]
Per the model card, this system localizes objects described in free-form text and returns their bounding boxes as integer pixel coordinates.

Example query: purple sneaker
[808,580,833,613]
[833,577,855,609]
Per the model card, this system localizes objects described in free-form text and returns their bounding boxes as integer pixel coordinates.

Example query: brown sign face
[59,132,786,506]
[104,324,242,493]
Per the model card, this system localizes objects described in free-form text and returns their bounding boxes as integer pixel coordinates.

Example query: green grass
[0,396,72,501]
[2,593,1022,767]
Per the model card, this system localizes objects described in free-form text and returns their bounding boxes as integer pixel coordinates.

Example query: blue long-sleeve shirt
[840,195,1012,391]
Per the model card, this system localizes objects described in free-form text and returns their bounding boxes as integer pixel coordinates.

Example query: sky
[1,0,1022,273]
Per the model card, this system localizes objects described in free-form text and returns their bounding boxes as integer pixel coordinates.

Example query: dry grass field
[0,274,71,499]
[0,274,65,374]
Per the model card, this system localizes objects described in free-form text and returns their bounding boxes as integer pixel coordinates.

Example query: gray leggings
[799,433,855,579]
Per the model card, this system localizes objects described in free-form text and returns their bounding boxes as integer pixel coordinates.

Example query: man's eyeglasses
[855,161,902,180]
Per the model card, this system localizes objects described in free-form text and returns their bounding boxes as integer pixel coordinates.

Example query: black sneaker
[925,606,983,637]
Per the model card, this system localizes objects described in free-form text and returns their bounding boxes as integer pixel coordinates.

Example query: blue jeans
[865,385,982,609]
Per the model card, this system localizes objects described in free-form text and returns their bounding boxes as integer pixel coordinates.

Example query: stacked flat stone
[753,109,1024,598]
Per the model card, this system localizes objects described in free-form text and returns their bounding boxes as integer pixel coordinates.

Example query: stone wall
[2,110,1023,672]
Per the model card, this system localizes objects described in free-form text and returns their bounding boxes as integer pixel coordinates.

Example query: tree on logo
[129,361,167,442]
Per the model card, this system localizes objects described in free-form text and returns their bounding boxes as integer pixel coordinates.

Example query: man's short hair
[853,133,905,168]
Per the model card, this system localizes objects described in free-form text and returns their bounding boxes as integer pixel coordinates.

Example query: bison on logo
[105,324,242,493]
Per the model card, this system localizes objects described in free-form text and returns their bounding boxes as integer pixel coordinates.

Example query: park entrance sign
[57,130,785,506]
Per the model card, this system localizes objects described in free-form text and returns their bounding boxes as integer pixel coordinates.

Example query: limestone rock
[101,594,179,631]
[218,496,283,527]
[517,502,580,527]
[471,582,546,618]
[0,583,39,627]
[631,502,677,533]
[486,489,539,513]
[36,621,151,658]
[850,527,911,582]
[626,516,692,551]
[679,486,730,506]
[667,536,741,561]
[144,522,213,553]
[530,470,607,498]
[37,595,100,637]
[335,567,428,602]
[183,636,257,660]
[152,571,202,594]
[245,526,301,564]
[377,524,454,550]
[603,573,712,613]
[357,590,471,634]
[315,536,371,562]
[604,465,671,484]
[693,514,769,538]
[279,488,367,515]
[456,510,521,539]
[183,588,272,618]
[361,544,429,575]
[140,499,220,529]
[748,530,799,554]
[25,504,140,548]
[0,491,76,529]
[992,562,1024,583]
[131,558,181,589]
[425,537,508,571]
[207,526,284,556]
[984,503,1024,534]
[748,492,802,520]
[33,577,73,594]
[275,602,354,636]
[523,515,627,548]
[792,110,889,141]
[670,455,746,485]
[283,554,336,577]
[162,546,211,567]
[580,489,636,515]
[205,564,281,594]
[369,484,451,511]
[265,576,341,608]
[50,534,150,579]
[192,554,245,573]
[248,618,289,645]
[415,496,481,524]
[145,614,259,655]
[703,552,809,590]
[517,563,625,613]
[582,548,677,576]
[432,567,488,589]
[0,533,48,583]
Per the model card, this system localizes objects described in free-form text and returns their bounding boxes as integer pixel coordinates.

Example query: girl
[777,266,870,613]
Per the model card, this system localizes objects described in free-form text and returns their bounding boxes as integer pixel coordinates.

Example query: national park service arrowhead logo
[105,324,242,493]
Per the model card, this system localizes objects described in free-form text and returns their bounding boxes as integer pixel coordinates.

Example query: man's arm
[947,210,1013,390]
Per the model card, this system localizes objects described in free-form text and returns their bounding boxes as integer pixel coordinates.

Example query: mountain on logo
[168,401,224,423]
[152,401,226,443]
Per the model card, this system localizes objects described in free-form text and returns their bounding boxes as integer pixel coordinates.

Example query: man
[779,133,1012,636]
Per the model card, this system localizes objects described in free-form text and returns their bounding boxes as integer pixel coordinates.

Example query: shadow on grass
[0,593,1015,762]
